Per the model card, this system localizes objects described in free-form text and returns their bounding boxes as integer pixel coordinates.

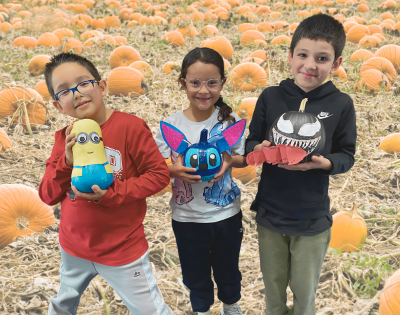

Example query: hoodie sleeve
[245,89,268,155]
[93,119,170,207]
[318,98,356,176]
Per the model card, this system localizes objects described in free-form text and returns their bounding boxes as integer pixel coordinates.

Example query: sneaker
[198,310,211,315]
[221,303,243,315]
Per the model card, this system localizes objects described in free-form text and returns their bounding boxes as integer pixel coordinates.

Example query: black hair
[44,52,101,99]
[178,47,235,123]
[290,14,346,63]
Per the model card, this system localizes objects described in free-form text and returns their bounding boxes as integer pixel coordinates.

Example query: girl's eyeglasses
[55,79,100,104]
[182,78,223,91]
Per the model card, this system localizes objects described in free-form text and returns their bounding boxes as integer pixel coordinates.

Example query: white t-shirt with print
[155,108,246,223]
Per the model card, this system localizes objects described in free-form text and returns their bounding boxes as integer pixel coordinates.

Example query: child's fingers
[180,166,197,173]
[261,140,272,147]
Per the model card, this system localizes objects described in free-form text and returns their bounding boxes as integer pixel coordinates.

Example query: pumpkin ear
[160,121,190,154]
[216,119,246,152]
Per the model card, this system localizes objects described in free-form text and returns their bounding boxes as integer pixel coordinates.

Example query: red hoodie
[39,111,170,266]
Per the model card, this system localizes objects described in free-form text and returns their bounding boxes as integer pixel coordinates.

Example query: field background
[0,0,400,314]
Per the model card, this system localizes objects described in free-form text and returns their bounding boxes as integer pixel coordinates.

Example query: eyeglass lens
[58,81,95,103]
[187,79,221,91]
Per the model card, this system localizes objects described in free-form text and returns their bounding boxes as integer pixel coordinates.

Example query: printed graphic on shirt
[203,122,240,206]
[317,112,333,119]
[104,147,123,180]
[171,151,194,205]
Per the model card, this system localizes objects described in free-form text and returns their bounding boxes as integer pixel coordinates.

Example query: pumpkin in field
[379,133,400,154]
[346,25,370,43]
[236,97,257,120]
[271,35,291,45]
[240,30,265,45]
[379,268,400,315]
[163,61,181,74]
[114,36,128,46]
[104,15,121,28]
[129,61,153,78]
[349,49,374,62]
[12,36,38,49]
[0,86,47,135]
[162,31,185,46]
[333,66,347,80]
[0,184,55,249]
[53,28,74,41]
[155,158,173,196]
[374,45,400,73]
[201,25,219,36]
[201,36,233,59]
[93,19,106,29]
[61,37,83,54]
[109,46,141,69]
[107,67,148,97]
[232,165,256,184]
[329,203,367,252]
[28,55,51,76]
[356,69,391,92]
[359,35,381,48]
[37,32,60,47]
[248,50,267,60]
[360,57,397,84]
[34,80,52,101]
[0,128,12,153]
[230,63,267,92]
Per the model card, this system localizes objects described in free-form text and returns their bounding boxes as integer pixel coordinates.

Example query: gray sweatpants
[48,246,175,315]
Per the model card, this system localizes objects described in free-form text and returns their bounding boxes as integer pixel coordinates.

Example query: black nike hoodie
[245,79,357,219]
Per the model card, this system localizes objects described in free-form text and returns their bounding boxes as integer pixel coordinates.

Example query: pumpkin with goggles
[70,119,114,192]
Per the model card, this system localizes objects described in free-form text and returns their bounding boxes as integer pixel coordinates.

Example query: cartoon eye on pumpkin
[190,154,198,168]
[209,153,217,166]
[298,119,321,137]
[277,115,294,134]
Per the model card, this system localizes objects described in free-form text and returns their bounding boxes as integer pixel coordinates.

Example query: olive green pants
[257,224,331,315]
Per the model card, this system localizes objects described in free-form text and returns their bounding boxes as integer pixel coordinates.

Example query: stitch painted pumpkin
[71,119,114,193]
[268,98,326,162]
[160,119,246,181]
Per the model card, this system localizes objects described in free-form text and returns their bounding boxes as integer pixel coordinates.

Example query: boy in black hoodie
[245,14,356,315]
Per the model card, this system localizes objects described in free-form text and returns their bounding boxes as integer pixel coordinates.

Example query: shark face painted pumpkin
[70,119,114,192]
[268,98,326,162]
[160,119,246,182]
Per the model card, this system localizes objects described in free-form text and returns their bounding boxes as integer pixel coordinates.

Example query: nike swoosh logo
[317,113,333,119]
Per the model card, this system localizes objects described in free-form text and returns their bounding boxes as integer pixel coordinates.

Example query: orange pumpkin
[346,25,370,43]
[271,35,291,45]
[73,3,87,13]
[0,128,12,153]
[201,36,233,59]
[375,45,400,73]
[107,67,147,97]
[256,21,274,33]
[360,57,397,83]
[238,23,256,33]
[235,97,257,120]
[333,66,347,80]
[232,165,256,184]
[34,80,52,101]
[104,15,121,28]
[37,32,60,47]
[0,184,55,249]
[359,35,381,48]
[109,46,141,69]
[349,49,374,62]
[329,203,367,252]
[201,25,219,36]
[230,63,267,92]
[162,31,185,46]
[248,50,268,60]
[379,133,400,153]
[240,30,265,45]
[93,19,106,29]
[12,36,38,49]
[28,55,51,76]
[356,69,391,92]
[114,35,128,46]
[379,268,400,315]
[53,28,74,41]
[0,22,12,33]
[163,61,181,74]
[129,61,153,78]
[61,37,83,54]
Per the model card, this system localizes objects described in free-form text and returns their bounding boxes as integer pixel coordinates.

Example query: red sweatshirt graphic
[39,111,170,266]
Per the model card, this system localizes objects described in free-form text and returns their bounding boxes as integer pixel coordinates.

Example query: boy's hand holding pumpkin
[278,155,333,171]
[65,124,75,168]
[168,154,202,184]
[253,140,271,151]
[71,184,108,201]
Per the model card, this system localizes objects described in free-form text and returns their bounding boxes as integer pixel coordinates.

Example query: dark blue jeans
[172,211,243,312]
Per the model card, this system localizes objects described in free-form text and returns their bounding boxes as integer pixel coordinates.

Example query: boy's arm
[245,90,268,155]
[38,129,73,206]
[318,99,357,176]
[94,120,170,207]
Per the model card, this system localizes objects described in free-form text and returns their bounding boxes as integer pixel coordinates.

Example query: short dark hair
[290,14,346,62]
[44,52,101,99]
[178,47,234,123]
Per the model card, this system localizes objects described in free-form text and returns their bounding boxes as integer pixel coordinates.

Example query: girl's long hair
[178,47,235,123]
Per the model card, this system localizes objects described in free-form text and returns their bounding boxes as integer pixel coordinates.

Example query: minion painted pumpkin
[70,119,114,193]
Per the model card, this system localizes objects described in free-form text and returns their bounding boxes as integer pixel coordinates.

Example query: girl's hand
[71,184,108,201]
[209,152,233,183]
[278,155,333,171]
[254,140,271,151]
[169,154,202,184]
[65,125,75,167]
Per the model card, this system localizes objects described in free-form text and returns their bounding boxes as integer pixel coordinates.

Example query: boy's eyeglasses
[73,131,102,145]
[55,79,100,104]
[182,78,223,91]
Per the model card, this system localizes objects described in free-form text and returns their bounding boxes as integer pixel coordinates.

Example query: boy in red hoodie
[39,52,174,315]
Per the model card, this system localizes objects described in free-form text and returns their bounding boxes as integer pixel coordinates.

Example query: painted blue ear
[160,121,189,154]
[216,119,246,152]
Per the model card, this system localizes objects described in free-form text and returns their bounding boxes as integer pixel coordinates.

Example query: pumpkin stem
[352,202,362,219]
[299,98,308,112]
[15,216,30,231]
